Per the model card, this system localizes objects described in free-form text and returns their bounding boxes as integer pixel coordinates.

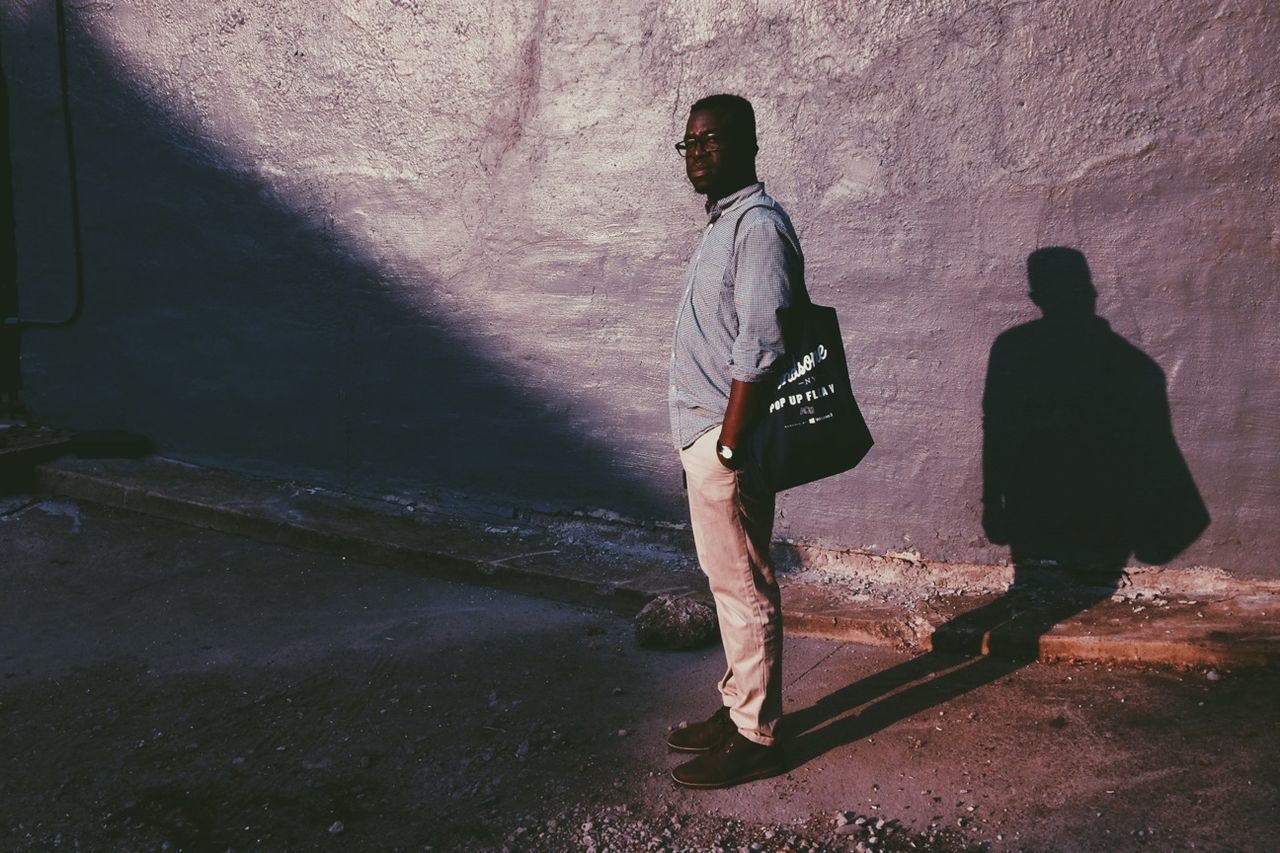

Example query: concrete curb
[33,461,665,616]
[32,457,1280,671]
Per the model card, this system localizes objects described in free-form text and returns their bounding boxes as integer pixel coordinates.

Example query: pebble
[328,820,345,835]
[1206,669,1222,682]
[617,729,629,737]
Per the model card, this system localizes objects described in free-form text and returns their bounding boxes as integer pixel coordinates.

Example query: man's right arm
[718,378,774,468]
[717,216,801,466]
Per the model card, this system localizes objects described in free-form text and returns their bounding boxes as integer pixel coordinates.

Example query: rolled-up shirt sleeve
[730,217,801,382]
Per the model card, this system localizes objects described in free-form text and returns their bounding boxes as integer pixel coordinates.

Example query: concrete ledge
[32,455,701,614]
[0,426,74,476]
[33,456,1280,671]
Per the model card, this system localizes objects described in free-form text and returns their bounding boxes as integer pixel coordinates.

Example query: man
[666,94,803,788]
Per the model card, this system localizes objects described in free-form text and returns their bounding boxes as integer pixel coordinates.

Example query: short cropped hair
[690,94,757,147]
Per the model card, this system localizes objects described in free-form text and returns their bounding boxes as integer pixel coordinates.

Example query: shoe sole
[666,711,734,753]
[665,738,724,754]
[669,763,786,789]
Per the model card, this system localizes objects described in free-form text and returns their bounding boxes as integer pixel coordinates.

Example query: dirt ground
[1,495,1277,852]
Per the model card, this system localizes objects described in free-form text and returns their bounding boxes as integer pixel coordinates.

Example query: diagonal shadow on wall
[3,9,678,521]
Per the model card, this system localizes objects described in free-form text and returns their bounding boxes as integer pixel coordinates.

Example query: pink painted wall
[3,1,1277,575]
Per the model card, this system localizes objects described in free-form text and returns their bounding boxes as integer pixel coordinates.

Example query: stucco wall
[3,1,1277,575]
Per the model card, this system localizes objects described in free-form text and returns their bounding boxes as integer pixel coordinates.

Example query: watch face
[719,445,733,459]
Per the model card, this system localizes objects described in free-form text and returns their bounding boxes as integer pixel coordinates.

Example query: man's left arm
[718,216,802,467]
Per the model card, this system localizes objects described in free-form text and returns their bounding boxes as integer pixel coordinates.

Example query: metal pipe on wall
[2,0,86,331]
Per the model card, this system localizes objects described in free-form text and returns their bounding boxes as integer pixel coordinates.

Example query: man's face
[682,108,750,198]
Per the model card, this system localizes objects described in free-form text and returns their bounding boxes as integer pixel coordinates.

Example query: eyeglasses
[674,133,724,157]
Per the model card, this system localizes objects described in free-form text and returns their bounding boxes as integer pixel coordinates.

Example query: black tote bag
[745,298,874,492]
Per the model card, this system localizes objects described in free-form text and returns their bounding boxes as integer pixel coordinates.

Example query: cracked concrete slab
[29,455,1280,671]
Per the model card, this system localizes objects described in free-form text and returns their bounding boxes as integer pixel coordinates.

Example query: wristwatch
[717,442,734,462]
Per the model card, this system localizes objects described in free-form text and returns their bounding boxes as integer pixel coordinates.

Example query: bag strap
[727,201,811,307]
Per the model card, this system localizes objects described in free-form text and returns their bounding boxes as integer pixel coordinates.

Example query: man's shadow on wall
[784,247,1209,764]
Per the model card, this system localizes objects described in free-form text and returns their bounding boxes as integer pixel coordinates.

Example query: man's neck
[706,174,759,207]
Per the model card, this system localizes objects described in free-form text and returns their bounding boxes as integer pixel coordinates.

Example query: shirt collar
[706,182,765,224]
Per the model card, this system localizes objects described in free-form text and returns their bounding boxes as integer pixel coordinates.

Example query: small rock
[1206,669,1222,682]
[328,820,345,835]
[617,729,629,737]
[634,595,718,650]
[836,824,861,836]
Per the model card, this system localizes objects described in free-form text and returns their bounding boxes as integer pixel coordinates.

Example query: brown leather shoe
[665,705,735,753]
[671,732,785,789]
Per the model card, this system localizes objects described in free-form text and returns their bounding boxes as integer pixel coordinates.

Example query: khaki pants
[679,428,782,746]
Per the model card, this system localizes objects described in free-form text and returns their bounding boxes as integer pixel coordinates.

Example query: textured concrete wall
[3,1,1277,575]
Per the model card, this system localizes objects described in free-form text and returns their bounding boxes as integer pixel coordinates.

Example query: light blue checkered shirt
[669,182,804,450]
